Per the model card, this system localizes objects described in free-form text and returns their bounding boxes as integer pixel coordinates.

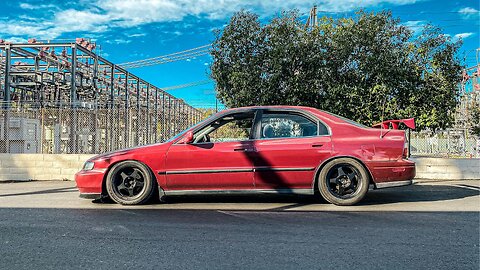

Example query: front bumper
[75,169,106,198]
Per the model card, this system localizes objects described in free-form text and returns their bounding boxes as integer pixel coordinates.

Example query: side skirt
[163,188,314,196]
[79,193,102,200]
[374,180,413,189]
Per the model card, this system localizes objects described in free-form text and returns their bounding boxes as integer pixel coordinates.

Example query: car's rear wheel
[317,158,369,206]
[106,161,156,205]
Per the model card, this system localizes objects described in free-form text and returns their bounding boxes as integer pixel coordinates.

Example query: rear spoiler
[372,118,415,130]
[373,118,415,158]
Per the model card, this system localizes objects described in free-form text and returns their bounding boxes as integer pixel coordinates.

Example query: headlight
[83,161,95,171]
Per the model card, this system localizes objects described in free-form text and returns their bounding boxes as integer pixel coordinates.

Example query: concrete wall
[0,154,95,181]
[0,154,478,181]
[412,157,480,180]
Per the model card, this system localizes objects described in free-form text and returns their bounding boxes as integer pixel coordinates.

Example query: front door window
[194,111,255,143]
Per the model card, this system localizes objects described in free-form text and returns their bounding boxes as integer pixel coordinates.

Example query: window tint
[260,113,321,139]
[321,110,368,128]
[195,112,254,143]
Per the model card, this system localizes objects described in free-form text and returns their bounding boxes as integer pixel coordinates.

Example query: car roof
[217,105,370,129]
[220,105,333,119]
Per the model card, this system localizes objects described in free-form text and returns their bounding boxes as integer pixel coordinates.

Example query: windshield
[165,115,212,142]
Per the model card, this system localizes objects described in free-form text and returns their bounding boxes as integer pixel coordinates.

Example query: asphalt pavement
[0,180,479,270]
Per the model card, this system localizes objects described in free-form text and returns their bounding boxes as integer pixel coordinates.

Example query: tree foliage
[211,10,463,131]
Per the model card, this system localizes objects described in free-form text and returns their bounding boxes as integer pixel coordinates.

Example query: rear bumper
[366,159,416,188]
[375,180,412,189]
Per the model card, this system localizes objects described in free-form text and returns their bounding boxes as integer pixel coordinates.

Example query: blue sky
[1,0,479,108]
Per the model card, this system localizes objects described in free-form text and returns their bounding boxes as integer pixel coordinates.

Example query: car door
[252,110,333,191]
[165,110,257,191]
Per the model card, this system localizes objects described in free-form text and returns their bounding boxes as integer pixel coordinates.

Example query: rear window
[321,111,368,128]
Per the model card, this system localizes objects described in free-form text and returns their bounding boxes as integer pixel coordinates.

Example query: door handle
[233,148,254,152]
[311,143,324,148]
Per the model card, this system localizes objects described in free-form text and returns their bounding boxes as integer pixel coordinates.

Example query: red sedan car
[75,106,415,206]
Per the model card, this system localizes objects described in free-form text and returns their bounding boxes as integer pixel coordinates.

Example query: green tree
[211,10,463,131]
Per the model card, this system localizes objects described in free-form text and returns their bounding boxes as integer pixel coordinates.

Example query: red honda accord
[75,106,415,206]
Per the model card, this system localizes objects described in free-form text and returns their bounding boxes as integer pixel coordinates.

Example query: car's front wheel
[317,158,369,206]
[105,160,156,205]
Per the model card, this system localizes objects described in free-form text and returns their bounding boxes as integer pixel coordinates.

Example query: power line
[161,80,213,91]
[122,49,211,69]
[119,44,212,68]
[119,44,211,65]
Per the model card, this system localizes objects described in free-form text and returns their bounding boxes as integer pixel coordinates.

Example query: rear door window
[259,112,322,139]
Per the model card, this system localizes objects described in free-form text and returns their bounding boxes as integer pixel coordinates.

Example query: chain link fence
[410,130,480,158]
[0,102,202,154]
[2,101,478,158]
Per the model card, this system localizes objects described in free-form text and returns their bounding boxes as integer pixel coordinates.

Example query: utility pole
[305,5,318,30]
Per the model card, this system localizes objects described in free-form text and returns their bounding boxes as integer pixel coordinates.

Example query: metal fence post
[70,44,77,154]
[93,55,99,153]
[136,80,140,146]
[124,72,129,149]
[408,129,411,158]
[173,99,178,135]
[168,96,172,137]
[162,93,166,141]
[2,44,11,152]
[154,88,158,143]
[146,84,150,144]
[109,65,115,151]
[40,107,44,153]
[182,102,185,130]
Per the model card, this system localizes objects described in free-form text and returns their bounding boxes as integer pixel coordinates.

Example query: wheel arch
[312,156,374,194]
[101,159,159,197]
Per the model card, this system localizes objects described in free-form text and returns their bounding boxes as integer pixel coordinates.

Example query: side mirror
[179,131,194,144]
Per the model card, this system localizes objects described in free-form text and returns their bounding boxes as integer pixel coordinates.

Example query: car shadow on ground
[359,184,479,205]
[94,193,321,205]
[98,183,479,206]
[0,187,78,198]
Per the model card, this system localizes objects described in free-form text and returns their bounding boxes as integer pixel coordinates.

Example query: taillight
[402,145,408,159]
[402,137,409,159]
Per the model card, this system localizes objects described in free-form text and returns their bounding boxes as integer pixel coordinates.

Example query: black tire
[317,158,369,206]
[105,160,156,205]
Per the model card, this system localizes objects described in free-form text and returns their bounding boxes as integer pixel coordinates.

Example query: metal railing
[410,130,480,158]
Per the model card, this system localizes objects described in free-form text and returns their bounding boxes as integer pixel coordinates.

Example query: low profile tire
[106,160,156,205]
[317,158,369,206]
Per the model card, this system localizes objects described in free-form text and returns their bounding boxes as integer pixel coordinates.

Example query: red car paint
[75,106,415,197]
